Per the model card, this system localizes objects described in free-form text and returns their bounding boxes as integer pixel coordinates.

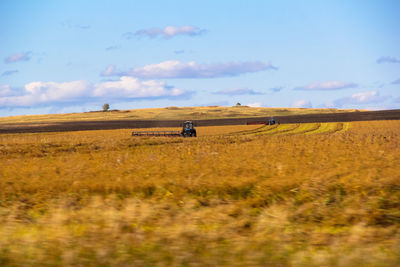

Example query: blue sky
[1,0,399,117]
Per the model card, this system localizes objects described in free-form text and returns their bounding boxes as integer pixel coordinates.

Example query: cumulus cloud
[101,60,277,79]
[124,25,206,39]
[93,77,184,99]
[215,87,262,95]
[376,56,400,64]
[392,78,400,85]
[294,81,357,91]
[0,80,93,107]
[247,102,262,107]
[0,77,186,108]
[292,100,312,108]
[4,52,31,63]
[1,70,18,77]
[334,91,391,107]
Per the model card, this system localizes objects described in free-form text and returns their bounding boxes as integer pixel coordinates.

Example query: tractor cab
[181,121,197,137]
[267,117,276,125]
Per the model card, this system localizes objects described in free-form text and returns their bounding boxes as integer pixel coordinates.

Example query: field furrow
[278,123,321,135]
[304,122,337,135]
[229,124,270,136]
[255,123,299,135]
[335,122,351,133]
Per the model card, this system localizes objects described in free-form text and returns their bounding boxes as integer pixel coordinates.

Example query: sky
[0,0,399,117]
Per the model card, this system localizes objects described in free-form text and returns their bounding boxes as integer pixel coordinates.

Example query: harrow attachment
[132,121,197,138]
[132,131,181,137]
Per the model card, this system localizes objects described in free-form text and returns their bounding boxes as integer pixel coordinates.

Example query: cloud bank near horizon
[247,102,262,107]
[101,60,277,79]
[0,77,186,108]
[334,91,391,107]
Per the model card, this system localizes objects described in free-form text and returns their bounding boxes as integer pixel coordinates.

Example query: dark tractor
[181,121,196,137]
[267,117,277,125]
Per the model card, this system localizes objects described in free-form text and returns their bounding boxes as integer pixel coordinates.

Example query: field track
[0,109,399,134]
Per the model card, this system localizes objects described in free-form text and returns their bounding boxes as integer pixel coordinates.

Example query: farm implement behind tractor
[132,121,197,137]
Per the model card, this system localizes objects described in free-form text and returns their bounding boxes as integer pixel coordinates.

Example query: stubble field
[0,121,399,266]
[0,106,357,124]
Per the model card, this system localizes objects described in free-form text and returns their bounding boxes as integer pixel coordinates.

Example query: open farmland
[1,108,399,134]
[0,121,400,266]
[0,106,358,124]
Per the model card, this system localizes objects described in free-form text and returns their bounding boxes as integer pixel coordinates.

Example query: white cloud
[292,100,312,108]
[0,85,13,97]
[294,81,357,91]
[392,78,400,84]
[124,25,206,39]
[215,87,262,95]
[376,56,400,64]
[334,91,391,107]
[247,102,262,107]
[351,91,378,102]
[94,77,184,98]
[0,77,186,108]
[0,80,92,107]
[101,60,277,79]
[4,52,31,63]
[26,80,92,100]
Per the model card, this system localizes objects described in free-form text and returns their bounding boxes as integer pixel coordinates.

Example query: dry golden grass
[0,121,399,266]
[0,106,359,124]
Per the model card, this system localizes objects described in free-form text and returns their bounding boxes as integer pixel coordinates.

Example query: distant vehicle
[267,117,278,125]
[132,121,197,137]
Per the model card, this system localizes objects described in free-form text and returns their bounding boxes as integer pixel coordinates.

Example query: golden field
[0,121,399,266]
[0,106,359,124]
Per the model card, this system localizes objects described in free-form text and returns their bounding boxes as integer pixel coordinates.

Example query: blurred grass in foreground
[0,122,399,266]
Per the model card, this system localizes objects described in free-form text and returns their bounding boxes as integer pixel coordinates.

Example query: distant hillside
[0,106,361,124]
